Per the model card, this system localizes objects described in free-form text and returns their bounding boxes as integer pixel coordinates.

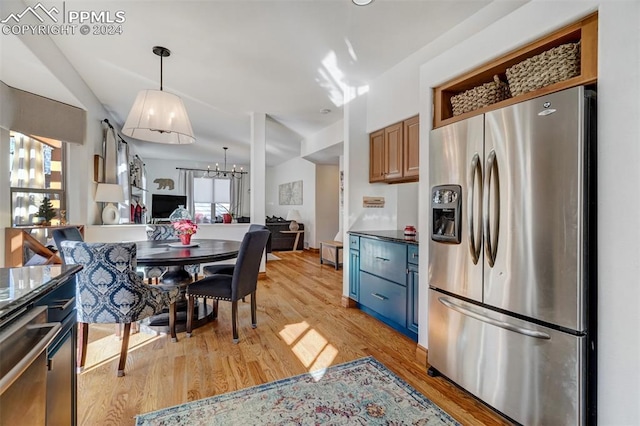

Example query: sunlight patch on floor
[82,327,161,373]
[279,321,337,378]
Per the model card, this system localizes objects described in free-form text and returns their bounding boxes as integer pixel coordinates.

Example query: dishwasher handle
[0,322,61,395]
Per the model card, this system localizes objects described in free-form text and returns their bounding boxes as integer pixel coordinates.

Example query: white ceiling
[0,0,490,166]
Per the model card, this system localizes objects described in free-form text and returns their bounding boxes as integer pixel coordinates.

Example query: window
[193,177,231,223]
[9,132,66,226]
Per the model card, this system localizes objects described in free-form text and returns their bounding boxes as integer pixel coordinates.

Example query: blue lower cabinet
[407,263,419,334]
[360,271,407,327]
[349,249,360,301]
[347,233,418,341]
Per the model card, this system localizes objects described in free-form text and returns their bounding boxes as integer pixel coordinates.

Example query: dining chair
[201,224,268,276]
[60,241,180,377]
[52,226,84,251]
[145,224,201,283]
[185,226,270,343]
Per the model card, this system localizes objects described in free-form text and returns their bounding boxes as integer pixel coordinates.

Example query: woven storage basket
[506,41,581,96]
[450,75,511,116]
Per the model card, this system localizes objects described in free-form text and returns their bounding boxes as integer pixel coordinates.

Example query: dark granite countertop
[0,264,82,324]
[347,230,419,245]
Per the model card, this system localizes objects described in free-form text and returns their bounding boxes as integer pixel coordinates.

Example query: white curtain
[230,177,244,218]
[11,133,45,224]
[117,139,131,222]
[103,124,118,184]
[179,170,195,216]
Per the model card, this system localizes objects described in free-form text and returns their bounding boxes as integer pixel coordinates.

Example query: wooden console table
[4,225,85,267]
[280,230,304,252]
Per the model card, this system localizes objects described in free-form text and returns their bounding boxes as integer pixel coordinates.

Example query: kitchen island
[347,230,418,340]
[0,264,81,425]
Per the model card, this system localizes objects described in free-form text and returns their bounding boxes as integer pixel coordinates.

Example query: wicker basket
[506,41,581,96]
[450,75,511,116]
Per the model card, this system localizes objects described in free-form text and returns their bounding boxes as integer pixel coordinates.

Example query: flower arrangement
[173,219,198,235]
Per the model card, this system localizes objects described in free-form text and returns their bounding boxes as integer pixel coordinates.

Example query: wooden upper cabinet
[384,122,403,181]
[403,115,419,178]
[369,129,385,183]
[433,12,598,128]
[369,115,419,184]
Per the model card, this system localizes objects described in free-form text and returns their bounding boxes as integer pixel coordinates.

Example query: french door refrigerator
[428,85,596,425]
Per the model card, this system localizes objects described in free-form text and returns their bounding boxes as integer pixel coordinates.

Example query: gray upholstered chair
[201,224,268,276]
[52,227,84,253]
[145,224,201,282]
[60,241,180,377]
[186,226,270,343]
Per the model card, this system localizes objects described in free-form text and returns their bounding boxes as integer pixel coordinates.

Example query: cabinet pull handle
[49,297,75,311]
[375,256,390,262]
[412,253,418,258]
[371,293,388,301]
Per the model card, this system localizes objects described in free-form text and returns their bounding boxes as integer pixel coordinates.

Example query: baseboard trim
[416,344,428,366]
[341,296,357,308]
[258,271,267,278]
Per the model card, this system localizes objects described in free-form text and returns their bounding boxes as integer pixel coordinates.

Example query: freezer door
[428,289,586,426]
[483,86,587,331]
[429,115,484,302]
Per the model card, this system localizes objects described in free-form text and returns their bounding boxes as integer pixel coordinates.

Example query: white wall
[414,1,639,423]
[265,157,316,248]
[301,119,344,157]
[144,158,251,220]
[315,165,340,243]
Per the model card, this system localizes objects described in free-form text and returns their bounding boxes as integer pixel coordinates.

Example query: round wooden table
[135,239,241,335]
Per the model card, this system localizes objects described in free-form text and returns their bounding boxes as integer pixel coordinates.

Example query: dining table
[135,238,241,335]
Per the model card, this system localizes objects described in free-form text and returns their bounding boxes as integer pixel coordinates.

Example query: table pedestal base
[143,266,214,337]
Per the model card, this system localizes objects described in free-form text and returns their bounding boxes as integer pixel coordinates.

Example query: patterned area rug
[136,356,459,425]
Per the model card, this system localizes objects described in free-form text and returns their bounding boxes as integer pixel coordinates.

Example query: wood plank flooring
[78,250,511,426]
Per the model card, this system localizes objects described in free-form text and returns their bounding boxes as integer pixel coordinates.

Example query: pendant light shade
[122,46,195,144]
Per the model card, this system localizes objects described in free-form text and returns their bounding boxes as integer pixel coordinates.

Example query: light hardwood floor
[78,250,511,426]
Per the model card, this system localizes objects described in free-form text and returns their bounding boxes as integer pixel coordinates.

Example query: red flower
[172,219,198,235]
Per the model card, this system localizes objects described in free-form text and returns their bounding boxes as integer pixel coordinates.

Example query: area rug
[135,356,459,425]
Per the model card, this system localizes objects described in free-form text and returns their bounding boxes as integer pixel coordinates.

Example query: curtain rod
[176,166,248,175]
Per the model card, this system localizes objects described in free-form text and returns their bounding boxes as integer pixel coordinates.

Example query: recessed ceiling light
[352,0,373,5]
[320,108,332,114]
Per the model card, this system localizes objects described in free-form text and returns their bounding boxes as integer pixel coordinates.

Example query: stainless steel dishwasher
[0,306,61,425]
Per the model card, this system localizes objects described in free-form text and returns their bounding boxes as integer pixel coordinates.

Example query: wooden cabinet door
[384,123,403,180]
[369,129,385,183]
[403,115,419,179]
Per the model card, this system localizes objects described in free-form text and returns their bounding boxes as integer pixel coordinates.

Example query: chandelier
[206,147,246,179]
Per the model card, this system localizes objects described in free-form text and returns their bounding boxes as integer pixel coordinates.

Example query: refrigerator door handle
[468,153,483,264]
[438,297,551,340]
[483,150,500,267]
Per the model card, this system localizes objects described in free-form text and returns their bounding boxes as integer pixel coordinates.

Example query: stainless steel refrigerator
[428,86,597,425]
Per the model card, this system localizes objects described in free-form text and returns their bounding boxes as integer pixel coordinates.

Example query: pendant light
[122,46,195,144]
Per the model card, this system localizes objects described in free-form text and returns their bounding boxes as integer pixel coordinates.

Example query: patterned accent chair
[145,225,200,282]
[60,241,180,377]
[186,226,270,343]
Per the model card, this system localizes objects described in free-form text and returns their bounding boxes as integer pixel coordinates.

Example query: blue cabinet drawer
[360,271,407,327]
[349,235,360,250]
[407,245,419,265]
[360,238,407,284]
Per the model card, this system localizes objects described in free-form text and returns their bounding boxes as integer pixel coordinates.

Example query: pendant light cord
[159,54,163,91]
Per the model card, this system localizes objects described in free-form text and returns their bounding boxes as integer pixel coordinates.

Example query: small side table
[280,230,305,252]
[320,240,343,270]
